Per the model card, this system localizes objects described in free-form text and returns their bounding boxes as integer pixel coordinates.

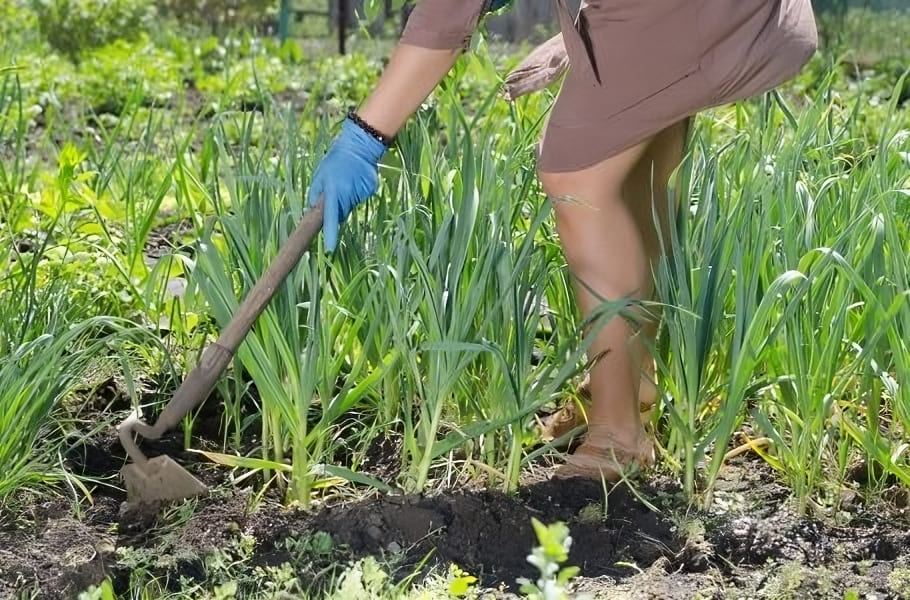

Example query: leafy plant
[184,106,402,503]
[30,0,156,62]
[155,0,275,34]
[517,518,588,600]
[653,68,910,508]
[77,578,116,600]
[76,37,182,113]
[0,274,148,503]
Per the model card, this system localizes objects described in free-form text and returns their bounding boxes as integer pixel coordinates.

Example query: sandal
[538,374,657,443]
[553,434,655,482]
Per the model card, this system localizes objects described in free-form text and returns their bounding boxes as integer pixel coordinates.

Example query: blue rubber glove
[307,117,388,252]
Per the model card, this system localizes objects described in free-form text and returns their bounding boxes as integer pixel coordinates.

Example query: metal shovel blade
[120,455,208,504]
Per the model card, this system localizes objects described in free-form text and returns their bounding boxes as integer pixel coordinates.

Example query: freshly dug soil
[1,413,909,599]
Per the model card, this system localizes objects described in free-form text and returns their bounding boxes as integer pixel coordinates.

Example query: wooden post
[338,0,348,54]
[278,0,290,42]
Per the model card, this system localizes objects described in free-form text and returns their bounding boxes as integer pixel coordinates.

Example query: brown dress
[400,0,818,173]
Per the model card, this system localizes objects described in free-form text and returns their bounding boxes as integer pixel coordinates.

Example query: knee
[538,170,589,265]
[538,167,650,300]
[539,169,583,232]
[538,168,580,200]
[547,204,599,282]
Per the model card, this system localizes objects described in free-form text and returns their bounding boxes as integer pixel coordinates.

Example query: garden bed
[2,409,909,599]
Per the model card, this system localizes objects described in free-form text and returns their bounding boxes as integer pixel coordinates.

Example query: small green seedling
[517,518,590,600]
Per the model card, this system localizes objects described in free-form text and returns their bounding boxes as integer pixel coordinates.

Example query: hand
[307,117,388,252]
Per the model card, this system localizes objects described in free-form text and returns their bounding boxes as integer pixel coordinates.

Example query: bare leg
[623,118,691,413]
[539,119,690,479]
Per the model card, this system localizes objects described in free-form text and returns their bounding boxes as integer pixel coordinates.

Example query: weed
[888,567,910,598]
[517,518,589,600]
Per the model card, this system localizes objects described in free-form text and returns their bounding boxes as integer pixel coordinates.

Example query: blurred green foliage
[154,0,276,34]
[29,0,156,61]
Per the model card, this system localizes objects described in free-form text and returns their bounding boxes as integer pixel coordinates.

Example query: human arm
[358,0,505,136]
[307,0,499,250]
[354,43,463,140]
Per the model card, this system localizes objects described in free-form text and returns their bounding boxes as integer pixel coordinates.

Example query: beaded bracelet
[347,108,395,148]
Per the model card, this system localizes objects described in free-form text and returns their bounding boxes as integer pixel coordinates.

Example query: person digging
[306,0,818,482]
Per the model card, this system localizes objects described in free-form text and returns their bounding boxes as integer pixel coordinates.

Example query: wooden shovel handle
[130,200,325,442]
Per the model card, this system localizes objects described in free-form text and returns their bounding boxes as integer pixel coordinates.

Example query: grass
[1,1,909,596]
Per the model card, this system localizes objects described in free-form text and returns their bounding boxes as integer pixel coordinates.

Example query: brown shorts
[537,0,818,172]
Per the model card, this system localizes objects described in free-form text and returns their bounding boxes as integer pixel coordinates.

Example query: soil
[2,421,910,600]
[1,383,909,599]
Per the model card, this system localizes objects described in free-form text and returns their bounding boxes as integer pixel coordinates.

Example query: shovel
[117,200,325,505]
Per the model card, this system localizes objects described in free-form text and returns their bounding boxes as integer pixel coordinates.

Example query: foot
[538,373,657,443]
[554,432,655,482]
[538,395,587,443]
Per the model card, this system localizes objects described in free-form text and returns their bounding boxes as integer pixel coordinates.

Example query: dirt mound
[295,477,680,587]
